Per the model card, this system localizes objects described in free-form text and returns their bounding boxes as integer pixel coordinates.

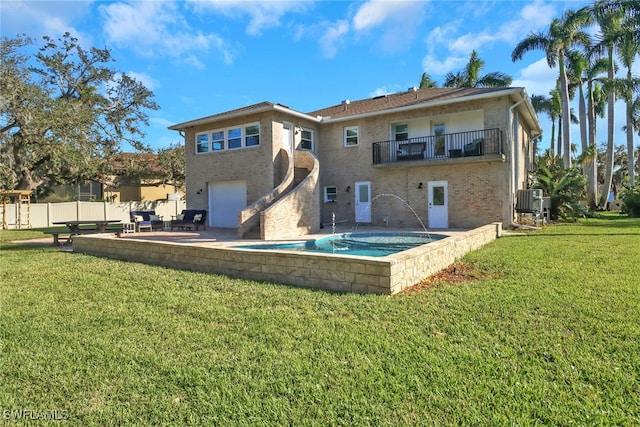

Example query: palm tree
[586,59,609,207]
[530,94,554,153]
[512,9,591,169]
[443,50,512,88]
[590,1,625,208]
[567,47,612,207]
[418,72,438,89]
[530,91,561,156]
[615,13,640,186]
[566,50,589,154]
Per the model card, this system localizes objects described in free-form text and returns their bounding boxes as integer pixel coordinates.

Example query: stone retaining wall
[73,222,502,294]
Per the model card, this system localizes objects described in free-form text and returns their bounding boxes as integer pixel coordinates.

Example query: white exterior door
[355,181,371,223]
[208,181,247,228]
[283,123,293,154]
[428,181,448,228]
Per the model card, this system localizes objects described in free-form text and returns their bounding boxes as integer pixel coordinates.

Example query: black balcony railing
[372,128,503,165]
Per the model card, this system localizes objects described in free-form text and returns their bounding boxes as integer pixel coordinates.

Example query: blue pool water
[239,232,446,257]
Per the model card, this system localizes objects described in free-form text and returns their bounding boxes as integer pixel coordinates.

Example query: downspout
[508,99,537,230]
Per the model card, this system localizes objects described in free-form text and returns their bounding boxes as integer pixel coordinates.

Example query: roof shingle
[307,87,515,119]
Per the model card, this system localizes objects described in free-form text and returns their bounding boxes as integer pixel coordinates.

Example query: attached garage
[208,181,247,228]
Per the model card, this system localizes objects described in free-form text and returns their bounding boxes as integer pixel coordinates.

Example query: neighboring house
[103,153,182,203]
[169,87,541,239]
[42,153,182,203]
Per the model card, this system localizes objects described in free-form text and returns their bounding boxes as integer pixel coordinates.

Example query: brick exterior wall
[179,94,537,235]
[317,97,522,229]
[261,149,320,239]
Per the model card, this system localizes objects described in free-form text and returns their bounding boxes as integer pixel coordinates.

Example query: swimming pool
[239,232,446,257]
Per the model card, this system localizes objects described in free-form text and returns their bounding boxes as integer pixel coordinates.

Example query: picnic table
[47,220,122,245]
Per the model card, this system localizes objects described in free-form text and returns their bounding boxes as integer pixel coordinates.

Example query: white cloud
[187,0,310,36]
[421,53,467,77]
[425,22,460,46]
[0,0,95,46]
[127,71,159,91]
[183,55,206,70]
[353,0,421,31]
[352,0,426,52]
[512,57,557,97]
[449,32,498,55]
[318,20,349,59]
[520,0,557,30]
[100,1,233,66]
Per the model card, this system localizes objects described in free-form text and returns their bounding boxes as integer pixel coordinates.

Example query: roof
[169,86,541,135]
[307,87,512,119]
[169,102,314,130]
[108,152,164,175]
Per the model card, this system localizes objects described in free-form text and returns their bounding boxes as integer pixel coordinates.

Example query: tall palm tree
[585,58,609,207]
[589,2,625,207]
[631,96,640,178]
[512,9,591,169]
[615,13,640,186]
[530,91,562,156]
[566,50,589,154]
[530,94,556,154]
[418,72,439,88]
[443,50,512,88]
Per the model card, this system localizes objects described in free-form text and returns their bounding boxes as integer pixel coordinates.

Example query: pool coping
[72,223,503,294]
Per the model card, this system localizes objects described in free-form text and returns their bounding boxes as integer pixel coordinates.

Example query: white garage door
[208,181,247,228]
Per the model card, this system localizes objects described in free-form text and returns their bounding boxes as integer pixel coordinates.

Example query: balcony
[372,128,504,165]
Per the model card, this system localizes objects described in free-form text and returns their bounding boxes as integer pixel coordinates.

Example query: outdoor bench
[170,209,207,231]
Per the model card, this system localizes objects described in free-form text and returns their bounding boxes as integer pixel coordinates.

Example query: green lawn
[1,217,639,426]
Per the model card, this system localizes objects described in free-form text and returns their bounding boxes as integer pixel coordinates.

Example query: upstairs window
[196,133,209,153]
[196,123,261,154]
[301,128,314,150]
[212,130,225,151]
[344,126,358,147]
[228,127,242,149]
[245,125,260,147]
[394,124,409,141]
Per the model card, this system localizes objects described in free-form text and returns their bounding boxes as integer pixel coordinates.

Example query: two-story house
[169,86,541,239]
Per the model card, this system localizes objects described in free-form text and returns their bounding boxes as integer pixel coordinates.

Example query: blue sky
[1,0,633,153]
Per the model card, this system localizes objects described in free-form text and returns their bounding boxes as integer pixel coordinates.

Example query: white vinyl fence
[1,200,187,229]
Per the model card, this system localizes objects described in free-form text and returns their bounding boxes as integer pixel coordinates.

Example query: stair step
[245,230,261,239]
[294,167,309,185]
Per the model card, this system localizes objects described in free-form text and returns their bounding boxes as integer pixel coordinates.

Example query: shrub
[533,161,587,220]
[619,184,640,217]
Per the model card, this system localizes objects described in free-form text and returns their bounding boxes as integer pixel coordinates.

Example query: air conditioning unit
[516,189,543,213]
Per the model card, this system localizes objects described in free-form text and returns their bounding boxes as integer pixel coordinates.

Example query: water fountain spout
[370,193,431,240]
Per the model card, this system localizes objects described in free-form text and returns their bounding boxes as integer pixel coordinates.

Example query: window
[195,123,261,154]
[228,127,242,149]
[324,186,337,203]
[245,124,260,147]
[212,130,225,151]
[395,124,408,141]
[196,133,209,153]
[301,128,314,150]
[344,126,358,147]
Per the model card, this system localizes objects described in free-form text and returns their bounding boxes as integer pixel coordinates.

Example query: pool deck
[72,223,503,295]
